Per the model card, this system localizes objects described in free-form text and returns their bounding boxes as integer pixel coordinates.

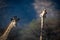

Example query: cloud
[33,0,59,19]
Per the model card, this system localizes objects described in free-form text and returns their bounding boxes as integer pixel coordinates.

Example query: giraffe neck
[40,16,44,40]
[40,16,46,40]
[0,21,16,40]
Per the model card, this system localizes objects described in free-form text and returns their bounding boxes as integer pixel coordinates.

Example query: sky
[0,0,60,28]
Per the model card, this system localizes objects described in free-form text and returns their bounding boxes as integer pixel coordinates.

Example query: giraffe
[40,9,47,40]
[0,16,19,40]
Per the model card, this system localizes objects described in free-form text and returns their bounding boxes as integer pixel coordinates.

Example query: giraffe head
[40,9,47,17]
[11,16,20,22]
[11,16,20,27]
